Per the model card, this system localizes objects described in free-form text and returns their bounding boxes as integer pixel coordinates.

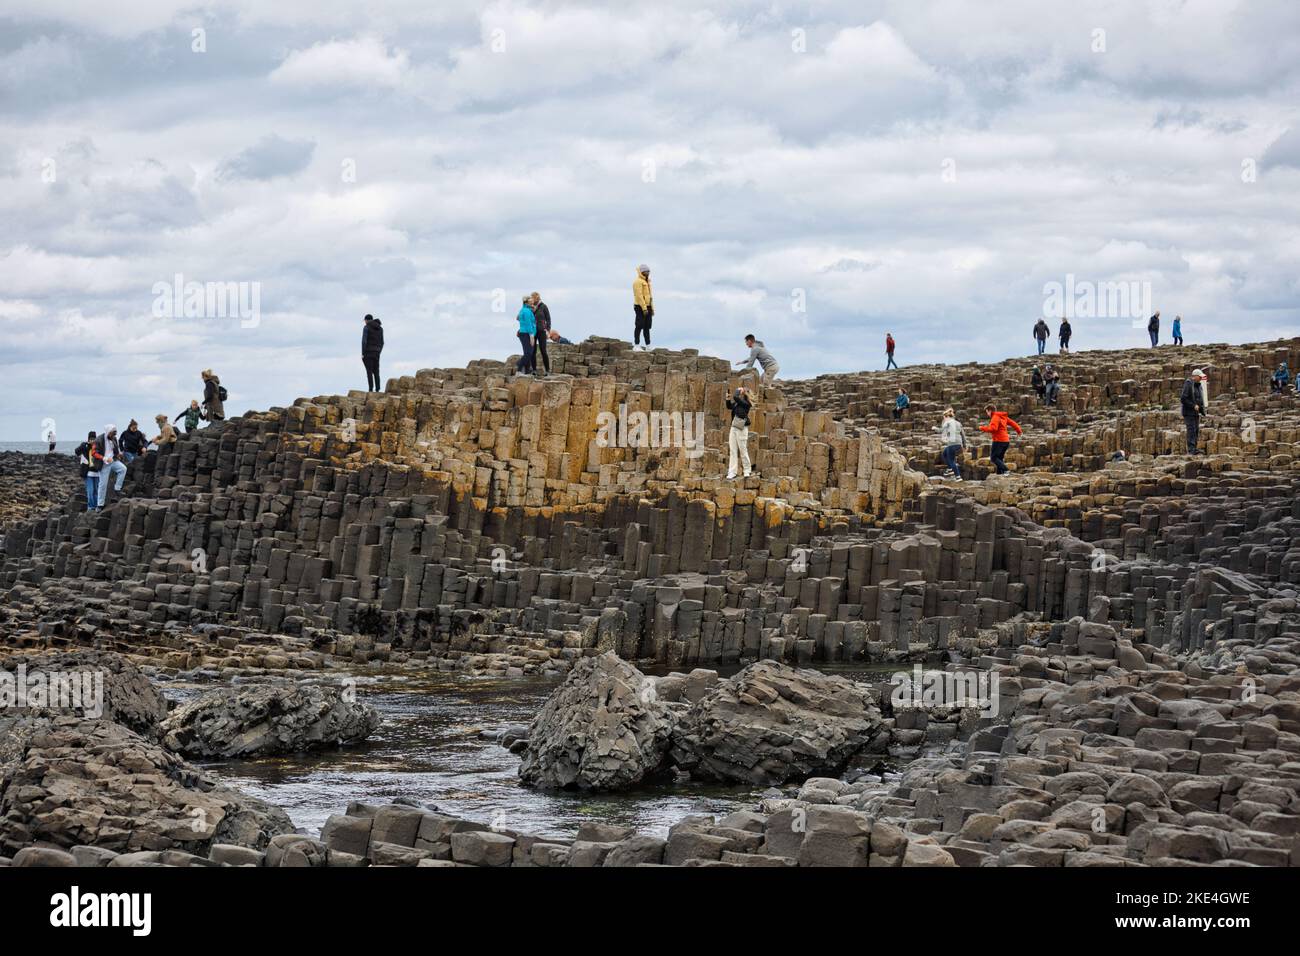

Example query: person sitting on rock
[892,387,910,421]
[1043,364,1061,406]
[979,404,1022,475]
[725,386,754,480]
[1271,362,1290,394]
[1030,365,1046,402]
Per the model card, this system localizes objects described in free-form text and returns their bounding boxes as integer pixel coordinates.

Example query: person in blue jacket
[892,387,910,421]
[1171,315,1183,346]
[1272,362,1291,394]
[515,296,536,375]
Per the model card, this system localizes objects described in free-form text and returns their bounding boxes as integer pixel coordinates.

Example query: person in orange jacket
[979,403,1022,475]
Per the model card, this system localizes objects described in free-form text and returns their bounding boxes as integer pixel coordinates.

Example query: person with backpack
[93,424,127,509]
[885,332,898,369]
[1180,368,1207,454]
[935,408,968,480]
[75,430,98,510]
[735,334,780,383]
[119,420,148,463]
[201,370,226,421]
[515,295,536,375]
[1171,315,1183,346]
[361,314,384,392]
[633,264,654,349]
[979,404,1023,475]
[1147,311,1160,347]
[530,293,552,376]
[725,385,754,480]
[892,387,910,421]
[1058,317,1072,353]
[174,400,205,434]
[1033,318,1050,355]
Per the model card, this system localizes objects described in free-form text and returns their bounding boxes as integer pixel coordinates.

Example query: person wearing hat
[1180,368,1207,455]
[93,424,127,509]
[633,264,653,350]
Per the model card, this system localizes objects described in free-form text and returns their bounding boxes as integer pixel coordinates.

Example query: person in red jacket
[979,403,1022,475]
[885,332,898,370]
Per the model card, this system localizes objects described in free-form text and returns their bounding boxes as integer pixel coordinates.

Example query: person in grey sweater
[735,334,780,382]
[934,407,969,480]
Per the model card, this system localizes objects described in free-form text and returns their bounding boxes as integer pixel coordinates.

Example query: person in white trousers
[725,386,753,479]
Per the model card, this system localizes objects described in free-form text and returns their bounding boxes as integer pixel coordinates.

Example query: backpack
[218,384,228,402]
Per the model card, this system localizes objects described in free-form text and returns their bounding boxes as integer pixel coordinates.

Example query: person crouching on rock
[735,334,780,383]
[201,369,226,422]
[75,430,98,511]
[152,414,177,447]
[935,408,968,481]
[979,403,1022,475]
[725,386,754,480]
[119,419,148,463]
[515,295,536,376]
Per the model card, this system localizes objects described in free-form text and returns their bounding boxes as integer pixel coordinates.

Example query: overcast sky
[2,0,1298,440]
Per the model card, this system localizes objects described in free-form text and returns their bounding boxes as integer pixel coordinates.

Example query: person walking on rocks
[736,334,780,383]
[361,314,384,392]
[885,332,898,369]
[1147,311,1160,347]
[201,369,226,422]
[633,264,653,350]
[75,430,98,510]
[151,414,177,447]
[515,295,537,376]
[1172,315,1183,346]
[725,385,754,480]
[1058,317,1072,353]
[892,387,910,421]
[1033,318,1050,355]
[530,293,552,376]
[174,399,205,435]
[1180,368,1207,454]
[93,424,127,509]
[119,420,147,463]
[935,408,968,480]
[979,404,1022,475]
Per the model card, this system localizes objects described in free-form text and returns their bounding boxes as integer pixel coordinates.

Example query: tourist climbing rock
[885,332,898,369]
[935,407,967,480]
[202,369,226,421]
[531,293,552,376]
[735,334,780,382]
[119,420,148,463]
[633,264,653,350]
[515,295,536,375]
[174,399,205,434]
[362,314,384,392]
[979,403,1022,474]
[1033,318,1050,355]
[93,424,126,509]
[152,414,177,446]
[1180,368,1207,454]
[725,385,753,479]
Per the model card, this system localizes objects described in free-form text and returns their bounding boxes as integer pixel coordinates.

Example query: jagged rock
[0,716,294,855]
[669,660,882,785]
[0,650,168,738]
[519,652,675,791]
[159,683,380,758]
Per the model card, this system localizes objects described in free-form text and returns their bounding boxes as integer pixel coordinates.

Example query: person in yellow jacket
[633,264,653,350]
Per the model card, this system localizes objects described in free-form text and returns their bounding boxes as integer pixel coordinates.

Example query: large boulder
[670,660,882,785]
[0,650,168,738]
[159,683,380,758]
[0,716,294,856]
[519,652,675,791]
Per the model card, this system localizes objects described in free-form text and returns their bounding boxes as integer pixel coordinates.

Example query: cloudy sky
[2,0,1298,441]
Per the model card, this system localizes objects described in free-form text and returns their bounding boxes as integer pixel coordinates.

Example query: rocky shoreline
[2,336,1298,867]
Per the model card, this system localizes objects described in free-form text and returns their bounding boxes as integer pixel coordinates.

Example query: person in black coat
[75,431,98,510]
[361,314,384,392]
[725,386,754,480]
[530,294,552,376]
[1180,368,1207,454]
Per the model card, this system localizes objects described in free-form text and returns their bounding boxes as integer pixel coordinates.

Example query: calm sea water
[0,442,76,454]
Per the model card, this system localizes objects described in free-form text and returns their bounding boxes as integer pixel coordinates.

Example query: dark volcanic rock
[519,652,675,791]
[0,650,169,738]
[159,683,380,758]
[669,660,882,785]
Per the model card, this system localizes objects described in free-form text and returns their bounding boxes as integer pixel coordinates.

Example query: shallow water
[168,663,903,839]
